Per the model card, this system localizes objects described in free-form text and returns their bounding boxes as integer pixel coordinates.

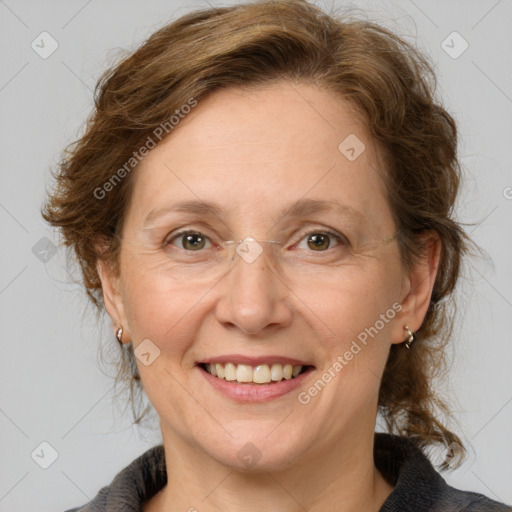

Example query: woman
[42,0,511,510]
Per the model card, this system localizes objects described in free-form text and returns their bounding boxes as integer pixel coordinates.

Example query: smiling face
[98,81,436,472]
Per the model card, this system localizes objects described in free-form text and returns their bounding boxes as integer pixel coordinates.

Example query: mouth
[197,362,313,385]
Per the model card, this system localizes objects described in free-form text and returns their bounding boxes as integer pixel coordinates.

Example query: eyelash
[164,227,350,252]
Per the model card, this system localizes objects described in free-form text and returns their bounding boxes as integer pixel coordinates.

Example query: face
[99,81,436,471]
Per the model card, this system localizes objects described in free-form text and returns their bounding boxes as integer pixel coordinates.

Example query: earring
[404,325,416,349]
[116,327,124,345]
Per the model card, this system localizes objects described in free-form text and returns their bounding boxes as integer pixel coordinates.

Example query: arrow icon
[31,31,59,60]
[134,339,161,366]
[237,442,262,467]
[235,237,263,263]
[31,441,59,469]
[32,236,58,262]
[338,134,365,161]
[440,31,468,59]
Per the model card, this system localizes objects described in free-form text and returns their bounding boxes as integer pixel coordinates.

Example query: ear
[96,257,130,341]
[391,232,441,344]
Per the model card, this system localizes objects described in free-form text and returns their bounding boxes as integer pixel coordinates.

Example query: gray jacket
[65,433,511,511]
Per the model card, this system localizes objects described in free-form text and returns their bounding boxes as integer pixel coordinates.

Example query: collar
[69,433,509,511]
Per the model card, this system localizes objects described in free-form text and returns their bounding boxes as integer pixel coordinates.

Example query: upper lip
[198,354,314,367]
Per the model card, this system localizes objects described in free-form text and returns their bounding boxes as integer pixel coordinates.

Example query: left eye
[295,231,345,251]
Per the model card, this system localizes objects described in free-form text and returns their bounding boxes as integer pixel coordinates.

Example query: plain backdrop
[0,0,511,510]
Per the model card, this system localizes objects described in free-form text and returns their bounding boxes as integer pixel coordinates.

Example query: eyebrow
[141,198,366,229]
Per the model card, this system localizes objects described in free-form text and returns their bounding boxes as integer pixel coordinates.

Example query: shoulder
[459,495,512,511]
[62,444,166,512]
[449,489,512,511]
[375,433,511,511]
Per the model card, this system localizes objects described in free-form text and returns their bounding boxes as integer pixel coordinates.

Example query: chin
[201,429,307,472]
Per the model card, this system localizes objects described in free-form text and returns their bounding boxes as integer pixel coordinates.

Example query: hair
[42,0,471,467]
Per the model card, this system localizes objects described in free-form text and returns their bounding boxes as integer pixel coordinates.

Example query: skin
[97,81,440,512]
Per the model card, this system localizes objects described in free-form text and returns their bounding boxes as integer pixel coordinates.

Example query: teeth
[253,364,271,383]
[271,363,283,381]
[204,363,304,384]
[224,362,237,381]
[236,364,253,383]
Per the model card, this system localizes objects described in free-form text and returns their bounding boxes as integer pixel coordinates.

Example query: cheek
[120,269,210,423]
[295,260,400,349]
[120,262,209,352]
[301,268,399,413]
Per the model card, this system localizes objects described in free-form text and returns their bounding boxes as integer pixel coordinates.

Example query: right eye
[166,230,212,251]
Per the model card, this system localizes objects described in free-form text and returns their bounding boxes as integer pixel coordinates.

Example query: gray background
[0,0,511,510]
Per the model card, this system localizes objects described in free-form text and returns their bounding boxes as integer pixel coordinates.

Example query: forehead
[126,81,392,232]
[148,82,368,167]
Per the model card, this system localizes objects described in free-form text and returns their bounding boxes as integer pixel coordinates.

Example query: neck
[147,421,394,512]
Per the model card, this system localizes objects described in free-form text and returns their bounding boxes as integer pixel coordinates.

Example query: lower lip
[197,365,315,403]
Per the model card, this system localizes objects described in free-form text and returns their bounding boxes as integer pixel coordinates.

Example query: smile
[199,362,310,384]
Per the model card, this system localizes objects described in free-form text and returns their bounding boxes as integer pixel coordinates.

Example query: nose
[214,248,293,335]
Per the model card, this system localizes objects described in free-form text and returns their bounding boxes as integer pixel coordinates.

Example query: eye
[295,230,347,252]
[166,230,212,251]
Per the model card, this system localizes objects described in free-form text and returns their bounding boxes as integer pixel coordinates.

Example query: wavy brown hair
[42,0,470,466]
